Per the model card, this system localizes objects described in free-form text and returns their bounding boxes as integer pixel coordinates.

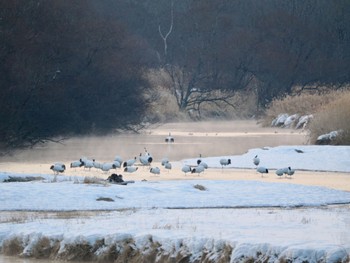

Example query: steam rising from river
[0,120,307,164]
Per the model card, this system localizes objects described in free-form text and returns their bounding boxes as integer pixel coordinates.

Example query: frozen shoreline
[1,121,350,262]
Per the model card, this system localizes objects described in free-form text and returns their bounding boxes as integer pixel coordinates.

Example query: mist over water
[0,121,307,164]
[0,121,308,263]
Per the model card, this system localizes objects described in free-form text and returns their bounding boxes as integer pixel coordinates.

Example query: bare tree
[158,0,174,59]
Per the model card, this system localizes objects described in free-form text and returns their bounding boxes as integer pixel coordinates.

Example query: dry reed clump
[262,90,349,127]
[30,236,60,259]
[1,237,23,256]
[96,197,114,202]
[194,184,207,191]
[57,240,93,261]
[83,176,107,185]
[309,92,350,145]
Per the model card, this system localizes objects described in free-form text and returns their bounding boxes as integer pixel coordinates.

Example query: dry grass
[83,176,108,185]
[309,92,350,144]
[262,90,348,127]
[0,211,107,224]
[1,237,23,256]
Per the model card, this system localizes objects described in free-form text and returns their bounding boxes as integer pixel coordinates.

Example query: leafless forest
[1,0,349,150]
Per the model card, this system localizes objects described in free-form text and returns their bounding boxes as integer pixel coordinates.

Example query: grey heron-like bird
[257,166,268,177]
[220,158,231,169]
[253,155,260,167]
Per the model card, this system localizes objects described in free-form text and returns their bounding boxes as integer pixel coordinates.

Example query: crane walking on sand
[220,158,231,170]
[257,166,268,177]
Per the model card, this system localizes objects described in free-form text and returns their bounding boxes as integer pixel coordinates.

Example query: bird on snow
[50,163,66,174]
[181,165,192,175]
[220,158,231,168]
[123,157,137,167]
[253,155,260,167]
[256,166,268,177]
[150,167,161,175]
[124,166,138,173]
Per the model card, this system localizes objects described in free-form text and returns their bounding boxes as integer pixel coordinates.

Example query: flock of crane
[49,133,295,179]
[252,155,295,178]
[50,148,165,176]
[50,150,295,180]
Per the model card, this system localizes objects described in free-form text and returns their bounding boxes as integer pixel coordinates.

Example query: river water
[0,120,307,164]
[0,120,307,263]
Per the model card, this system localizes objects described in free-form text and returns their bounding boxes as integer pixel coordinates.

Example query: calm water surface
[0,120,307,163]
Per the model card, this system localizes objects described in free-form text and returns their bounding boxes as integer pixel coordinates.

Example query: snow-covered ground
[1,145,350,262]
[184,145,350,172]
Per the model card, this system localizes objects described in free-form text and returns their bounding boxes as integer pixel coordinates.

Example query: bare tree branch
[158,0,174,58]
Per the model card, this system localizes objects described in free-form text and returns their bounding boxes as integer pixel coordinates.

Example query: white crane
[164,162,172,171]
[50,163,66,175]
[150,167,161,175]
[123,157,137,167]
[165,133,174,143]
[70,159,84,169]
[83,159,95,171]
[220,158,231,169]
[101,163,117,173]
[124,166,138,173]
[114,155,123,164]
[93,160,103,169]
[113,160,121,168]
[161,157,169,166]
[253,155,260,167]
[139,153,153,166]
[257,166,268,177]
[181,165,191,175]
[191,164,205,176]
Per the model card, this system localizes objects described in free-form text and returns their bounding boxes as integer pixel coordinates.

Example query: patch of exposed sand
[1,161,349,192]
[1,121,348,192]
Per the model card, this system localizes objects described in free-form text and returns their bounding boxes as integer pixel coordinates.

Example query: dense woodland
[1,0,349,149]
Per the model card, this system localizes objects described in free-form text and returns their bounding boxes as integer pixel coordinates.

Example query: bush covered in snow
[262,89,350,145]
[309,92,350,145]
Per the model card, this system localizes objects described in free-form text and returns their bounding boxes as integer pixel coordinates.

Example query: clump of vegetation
[309,92,350,145]
[96,197,114,202]
[261,90,347,127]
[193,184,207,191]
[262,88,350,145]
[3,176,44,182]
[83,176,107,185]
[2,237,23,256]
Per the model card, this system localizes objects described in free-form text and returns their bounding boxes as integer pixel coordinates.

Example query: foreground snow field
[1,145,350,262]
